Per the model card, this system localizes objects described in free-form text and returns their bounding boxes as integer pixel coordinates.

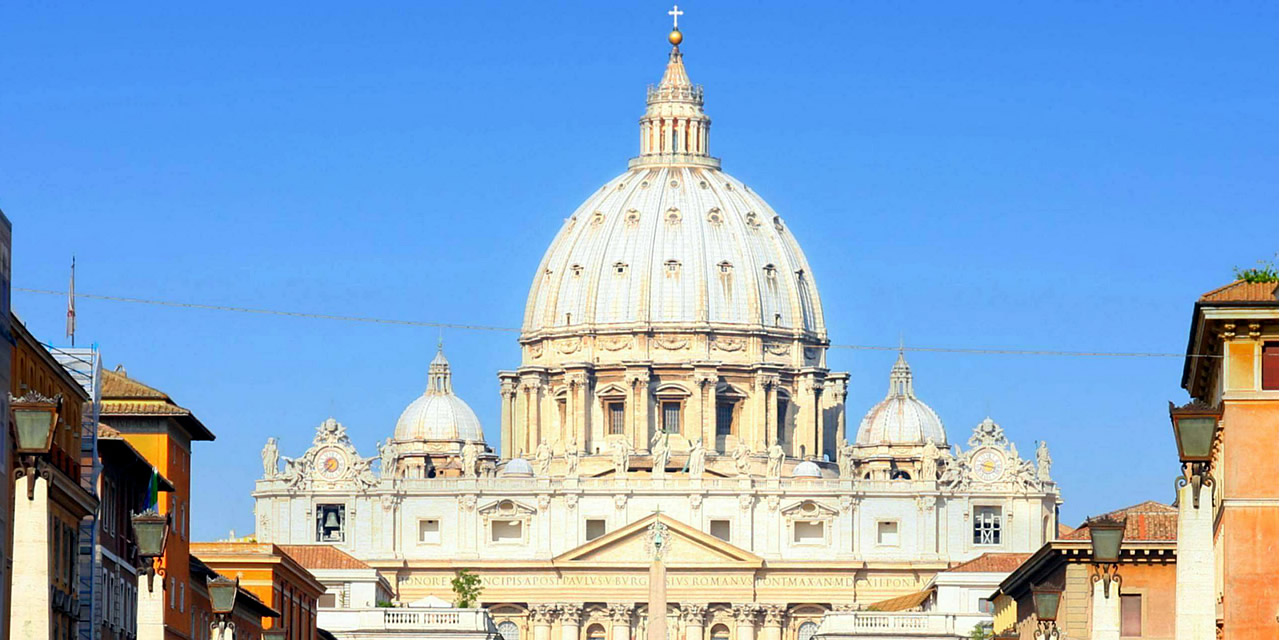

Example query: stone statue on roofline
[461,442,479,478]
[687,438,706,479]
[261,438,279,478]
[651,431,670,478]
[1036,440,1053,483]
[612,438,631,477]
[733,440,752,477]
[378,438,398,479]
[535,440,553,477]
[766,443,784,479]
[920,437,940,481]
[564,435,580,479]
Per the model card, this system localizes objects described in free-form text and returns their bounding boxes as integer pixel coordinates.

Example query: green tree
[968,623,992,640]
[1233,259,1279,283]
[451,569,483,608]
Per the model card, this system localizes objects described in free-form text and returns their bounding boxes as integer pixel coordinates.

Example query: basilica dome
[394,347,484,443]
[855,352,947,447]
[520,46,825,342]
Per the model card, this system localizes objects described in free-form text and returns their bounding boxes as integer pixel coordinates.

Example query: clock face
[971,448,1005,483]
[314,447,348,481]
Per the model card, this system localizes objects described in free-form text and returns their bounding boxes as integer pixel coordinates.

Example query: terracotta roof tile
[945,552,1032,573]
[277,545,372,571]
[101,368,173,400]
[1062,500,1178,542]
[1057,523,1075,538]
[866,589,932,612]
[1199,280,1278,304]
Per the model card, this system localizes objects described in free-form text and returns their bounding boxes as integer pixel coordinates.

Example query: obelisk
[646,515,669,640]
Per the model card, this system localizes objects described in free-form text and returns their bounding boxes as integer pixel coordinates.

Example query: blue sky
[2,2,1274,542]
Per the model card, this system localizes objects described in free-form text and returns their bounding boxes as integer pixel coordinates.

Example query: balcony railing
[318,607,497,635]
[814,612,957,637]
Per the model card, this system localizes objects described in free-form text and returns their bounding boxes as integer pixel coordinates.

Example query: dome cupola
[854,352,947,446]
[394,345,484,444]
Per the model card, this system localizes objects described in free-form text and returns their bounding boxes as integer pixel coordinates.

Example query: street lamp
[1169,400,1222,509]
[1087,515,1126,598]
[1031,582,1063,640]
[10,391,62,500]
[130,510,170,591]
[207,575,239,640]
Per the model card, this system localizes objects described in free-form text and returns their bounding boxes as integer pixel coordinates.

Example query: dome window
[707,208,723,225]
[718,261,733,274]
[669,179,680,188]
[699,180,709,189]
[570,264,584,278]
[625,209,641,226]
[773,215,785,232]
[763,264,777,278]
[613,262,628,276]
[664,260,681,274]
[640,180,650,189]
[591,211,605,225]
[745,212,761,228]
[665,208,682,225]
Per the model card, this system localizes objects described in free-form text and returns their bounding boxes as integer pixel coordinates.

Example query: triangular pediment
[553,514,762,567]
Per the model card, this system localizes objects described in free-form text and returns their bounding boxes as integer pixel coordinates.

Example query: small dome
[792,460,822,478]
[855,352,946,446]
[393,346,485,443]
[501,458,533,477]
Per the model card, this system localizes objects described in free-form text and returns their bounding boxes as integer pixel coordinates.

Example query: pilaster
[1175,483,1215,640]
[11,475,52,640]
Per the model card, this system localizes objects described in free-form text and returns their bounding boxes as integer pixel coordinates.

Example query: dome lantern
[394,344,483,443]
[854,351,947,447]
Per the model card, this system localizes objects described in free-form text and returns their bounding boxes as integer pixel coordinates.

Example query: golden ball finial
[668,28,683,46]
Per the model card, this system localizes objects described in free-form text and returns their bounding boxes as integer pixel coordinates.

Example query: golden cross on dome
[668,5,684,29]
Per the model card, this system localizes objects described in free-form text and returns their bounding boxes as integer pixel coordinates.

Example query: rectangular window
[1120,594,1142,636]
[709,519,732,542]
[877,521,899,546]
[418,519,440,544]
[491,519,524,543]
[586,519,607,541]
[793,521,824,544]
[662,402,681,434]
[318,593,337,608]
[974,507,1002,545]
[978,598,994,614]
[316,504,346,543]
[716,403,734,436]
[609,403,626,435]
[1263,341,1278,391]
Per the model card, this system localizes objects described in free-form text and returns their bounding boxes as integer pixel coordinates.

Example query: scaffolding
[49,345,102,640]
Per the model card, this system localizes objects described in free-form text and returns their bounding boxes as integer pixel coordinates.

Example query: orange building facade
[99,366,215,640]
[8,316,99,640]
[190,541,325,640]
[1181,280,1279,639]
[992,501,1178,639]
[189,554,279,640]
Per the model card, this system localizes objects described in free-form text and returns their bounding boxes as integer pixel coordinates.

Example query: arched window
[890,469,912,480]
[798,622,819,640]
[498,621,520,640]
[711,624,731,640]
[587,624,608,640]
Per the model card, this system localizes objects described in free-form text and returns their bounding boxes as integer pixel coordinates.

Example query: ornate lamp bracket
[1090,563,1121,598]
[1174,462,1214,510]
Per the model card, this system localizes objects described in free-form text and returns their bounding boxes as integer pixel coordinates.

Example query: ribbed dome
[520,45,825,341]
[500,458,533,477]
[792,460,822,478]
[855,352,947,446]
[393,346,484,443]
